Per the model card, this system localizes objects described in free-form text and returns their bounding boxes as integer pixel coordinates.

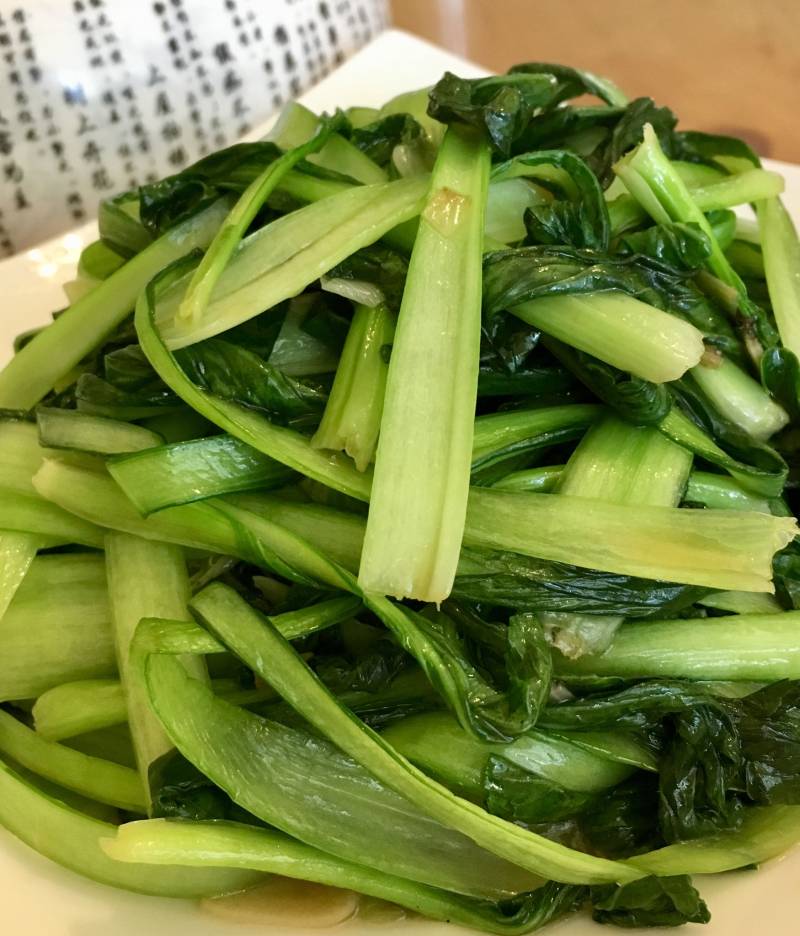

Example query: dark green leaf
[658,705,743,842]
[139,142,281,235]
[507,62,626,106]
[220,303,289,360]
[149,751,263,825]
[483,244,731,340]
[544,337,672,425]
[176,338,328,427]
[103,344,162,391]
[737,681,800,805]
[386,605,552,743]
[515,97,678,187]
[619,222,712,272]
[773,541,800,610]
[674,130,761,170]
[493,150,610,250]
[591,875,710,927]
[668,376,788,493]
[603,98,678,176]
[477,365,576,398]
[761,346,800,422]
[428,71,567,155]
[495,880,588,932]
[348,113,425,168]
[315,640,410,695]
[537,681,726,733]
[580,774,662,859]
[707,209,738,252]
[299,294,352,353]
[74,372,179,419]
[485,756,596,823]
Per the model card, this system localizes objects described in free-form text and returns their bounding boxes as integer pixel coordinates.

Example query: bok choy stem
[0,530,41,621]
[105,820,583,934]
[359,125,490,602]
[311,303,395,471]
[510,293,704,384]
[187,582,641,885]
[0,759,262,896]
[614,125,741,291]
[157,176,429,349]
[0,708,145,812]
[33,679,128,741]
[547,415,692,656]
[464,489,795,593]
[555,612,800,681]
[757,196,800,358]
[0,199,231,409]
[178,117,340,325]
[691,356,788,441]
[557,414,692,507]
[105,532,208,812]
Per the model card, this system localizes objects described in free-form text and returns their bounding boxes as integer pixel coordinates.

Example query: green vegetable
[106,532,208,812]
[187,582,641,885]
[464,488,796,592]
[691,356,788,441]
[359,126,490,601]
[0,199,231,409]
[759,197,800,358]
[453,547,707,616]
[0,554,116,701]
[106,820,585,936]
[558,414,691,506]
[269,102,386,184]
[0,530,42,621]
[36,407,163,455]
[490,464,564,493]
[108,434,295,513]
[98,192,152,257]
[311,303,394,471]
[428,65,626,156]
[382,710,634,808]
[684,471,772,512]
[0,759,263,896]
[142,646,545,899]
[136,265,372,502]
[490,150,610,249]
[511,293,704,383]
[659,404,787,497]
[33,679,128,741]
[555,612,800,680]
[156,176,429,349]
[544,414,691,657]
[4,58,800,933]
[471,404,601,476]
[0,708,145,812]
[590,876,709,927]
[177,115,343,327]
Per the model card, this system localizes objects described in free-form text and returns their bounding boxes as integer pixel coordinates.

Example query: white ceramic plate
[2,27,799,936]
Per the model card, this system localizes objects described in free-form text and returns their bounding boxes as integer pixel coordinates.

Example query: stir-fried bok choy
[3,58,800,935]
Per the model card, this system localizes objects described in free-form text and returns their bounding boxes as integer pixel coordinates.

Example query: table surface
[390,0,800,162]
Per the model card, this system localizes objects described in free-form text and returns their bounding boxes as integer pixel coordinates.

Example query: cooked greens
[2,58,800,935]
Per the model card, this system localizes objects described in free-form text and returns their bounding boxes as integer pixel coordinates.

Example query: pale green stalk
[105,532,207,813]
[311,303,395,471]
[511,293,704,382]
[757,196,800,358]
[359,125,490,602]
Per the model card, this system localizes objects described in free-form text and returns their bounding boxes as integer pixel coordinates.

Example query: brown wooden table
[390,0,800,163]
